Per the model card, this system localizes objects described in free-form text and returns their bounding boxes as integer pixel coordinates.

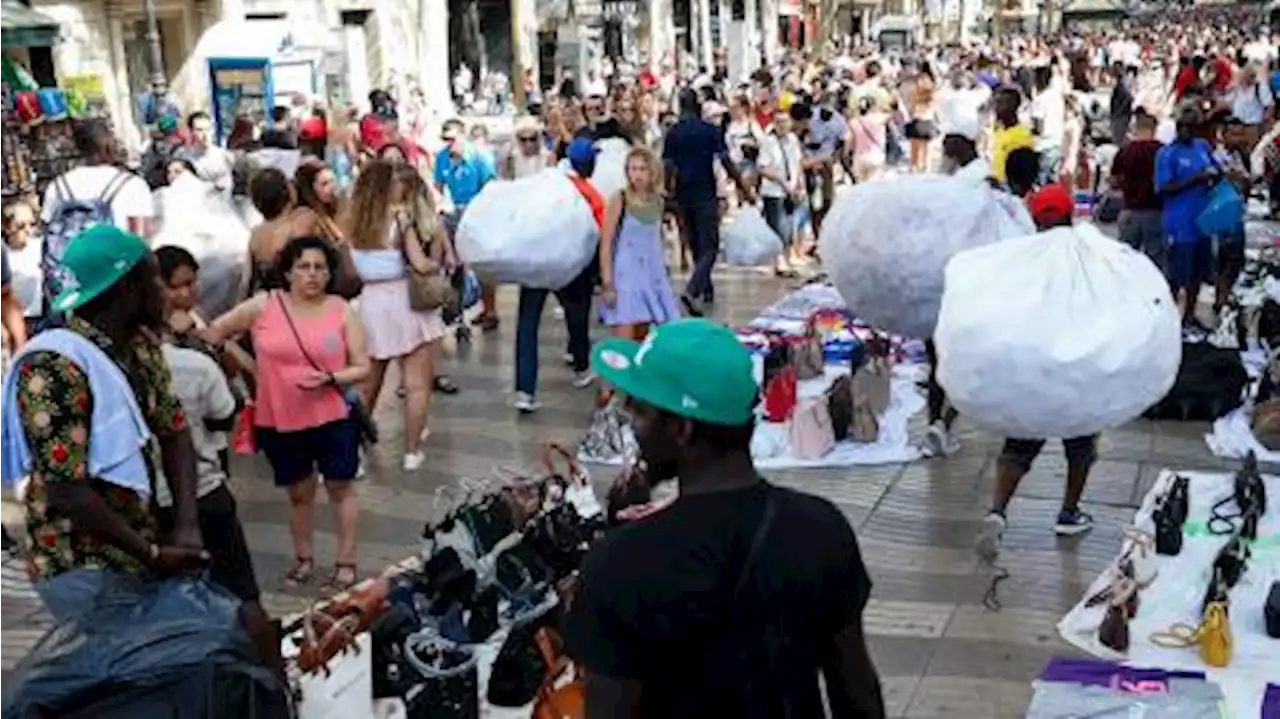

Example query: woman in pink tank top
[207,235,370,592]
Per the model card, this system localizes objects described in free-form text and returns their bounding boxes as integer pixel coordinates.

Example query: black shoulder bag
[275,292,378,445]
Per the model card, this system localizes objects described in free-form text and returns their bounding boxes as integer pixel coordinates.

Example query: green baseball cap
[51,225,150,313]
[591,318,758,426]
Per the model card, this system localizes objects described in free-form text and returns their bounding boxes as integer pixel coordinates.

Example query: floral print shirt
[16,316,187,580]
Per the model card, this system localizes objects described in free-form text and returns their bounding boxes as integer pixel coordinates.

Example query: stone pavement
[0,269,1252,717]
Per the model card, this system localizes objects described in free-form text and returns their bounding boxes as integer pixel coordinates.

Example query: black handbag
[275,292,379,445]
[486,600,561,707]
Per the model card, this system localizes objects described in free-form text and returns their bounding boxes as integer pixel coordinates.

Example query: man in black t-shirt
[566,319,884,719]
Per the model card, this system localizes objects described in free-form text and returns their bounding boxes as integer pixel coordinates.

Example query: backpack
[41,170,132,319]
[1143,343,1248,421]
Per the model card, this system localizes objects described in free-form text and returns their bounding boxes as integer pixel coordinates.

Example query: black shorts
[999,435,1098,473]
[1216,231,1246,278]
[156,485,261,602]
[905,119,937,140]
[257,417,360,486]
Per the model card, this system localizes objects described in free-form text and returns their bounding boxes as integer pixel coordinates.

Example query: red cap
[299,116,327,142]
[1026,185,1074,227]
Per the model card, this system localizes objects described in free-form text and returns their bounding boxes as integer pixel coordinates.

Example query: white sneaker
[572,369,597,389]
[919,421,960,457]
[515,392,541,413]
[563,352,575,366]
[403,451,425,471]
[974,511,1007,564]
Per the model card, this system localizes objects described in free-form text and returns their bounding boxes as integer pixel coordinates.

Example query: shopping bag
[936,224,1181,438]
[818,175,1035,340]
[790,400,836,459]
[295,632,373,719]
[1196,181,1245,238]
[589,138,631,199]
[231,404,256,455]
[454,168,599,289]
[723,207,784,266]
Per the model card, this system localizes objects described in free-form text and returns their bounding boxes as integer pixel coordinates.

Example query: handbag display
[763,364,798,423]
[790,399,836,459]
[579,398,637,462]
[402,633,479,719]
[825,374,855,441]
[276,292,379,445]
[849,357,891,443]
[531,628,584,719]
[789,318,826,380]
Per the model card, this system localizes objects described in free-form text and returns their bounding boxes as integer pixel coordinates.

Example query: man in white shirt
[758,108,805,275]
[187,111,234,196]
[1228,64,1275,147]
[1030,66,1066,181]
[41,119,155,238]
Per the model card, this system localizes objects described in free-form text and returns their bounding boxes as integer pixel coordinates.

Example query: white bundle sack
[590,138,631,199]
[935,224,1182,439]
[723,207,783,266]
[454,167,599,289]
[152,173,251,318]
[818,175,1034,340]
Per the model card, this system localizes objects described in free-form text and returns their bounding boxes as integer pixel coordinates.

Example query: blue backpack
[41,170,132,321]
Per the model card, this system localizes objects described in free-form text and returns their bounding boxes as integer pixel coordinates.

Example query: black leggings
[925,340,958,428]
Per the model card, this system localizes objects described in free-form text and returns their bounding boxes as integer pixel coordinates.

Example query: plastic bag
[590,138,631,200]
[152,173,251,318]
[232,404,257,455]
[818,175,1035,340]
[454,168,599,289]
[1196,181,1245,238]
[723,207,784,266]
[3,572,289,718]
[936,224,1181,439]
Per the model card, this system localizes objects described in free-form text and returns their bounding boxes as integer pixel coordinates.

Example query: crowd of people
[1,2,1278,714]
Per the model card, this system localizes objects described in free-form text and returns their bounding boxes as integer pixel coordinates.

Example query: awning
[2,0,62,48]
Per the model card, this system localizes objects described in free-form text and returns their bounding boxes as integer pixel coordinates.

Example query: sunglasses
[441,134,459,142]
[517,134,540,143]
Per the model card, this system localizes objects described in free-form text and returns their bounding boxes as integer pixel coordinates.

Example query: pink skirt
[358,279,446,360]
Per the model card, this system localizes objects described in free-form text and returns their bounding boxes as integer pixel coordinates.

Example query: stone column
[648,0,672,67]
[418,0,452,117]
[697,0,712,69]
[760,0,780,65]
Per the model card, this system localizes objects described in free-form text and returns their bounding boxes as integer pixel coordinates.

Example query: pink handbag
[790,399,836,459]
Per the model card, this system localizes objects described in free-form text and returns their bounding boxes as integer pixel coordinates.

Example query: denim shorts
[1167,236,1212,291]
[257,418,360,486]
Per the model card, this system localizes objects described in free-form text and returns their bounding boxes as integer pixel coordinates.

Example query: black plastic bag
[3,572,290,719]
[1143,343,1248,421]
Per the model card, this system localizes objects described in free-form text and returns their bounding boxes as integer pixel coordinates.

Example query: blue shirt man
[1156,104,1220,324]
[434,121,496,209]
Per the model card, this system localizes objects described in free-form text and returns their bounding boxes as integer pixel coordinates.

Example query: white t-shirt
[1031,84,1066,149]
[156,345,237,506]
[937,86,991,138]
[41,165,154,230]
[1229,82,1275,125]
[1243,40,1277,66]
[6,239,43,317]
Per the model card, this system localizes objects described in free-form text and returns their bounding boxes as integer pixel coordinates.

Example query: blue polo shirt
[1155,138,1215,245]
[662,115,728,206]
[434,144,496,208]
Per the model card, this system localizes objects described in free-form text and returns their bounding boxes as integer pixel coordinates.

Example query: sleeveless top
[251,292,350,432]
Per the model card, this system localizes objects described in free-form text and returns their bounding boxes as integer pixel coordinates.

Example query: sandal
[433,376,459,395]
[283,556,314,589]
[320,563,359,596]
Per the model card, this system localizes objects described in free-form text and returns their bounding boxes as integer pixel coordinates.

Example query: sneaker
[403,451,425,472]
[572,369,597,389]
[514,392,541,413]
[563,352,575,366]
[974,511,1006,564]
[1054,509,1094,536]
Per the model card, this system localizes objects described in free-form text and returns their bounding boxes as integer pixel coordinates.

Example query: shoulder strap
[98,169,132,205]
[54,174,75,206]
[274,292,324,373]
[732,487,778,600]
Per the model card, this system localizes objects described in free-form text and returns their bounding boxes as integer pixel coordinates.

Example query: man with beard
[1,226,207,613]
[565,318,884,718]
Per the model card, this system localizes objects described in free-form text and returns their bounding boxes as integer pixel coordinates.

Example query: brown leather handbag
[295,608,361,675]
[396,211,456,311]
[790,317,826,380]
[531,628,585,719]
[1254,399,1280,451]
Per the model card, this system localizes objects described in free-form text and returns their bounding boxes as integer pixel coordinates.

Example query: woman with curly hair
[342,162,448,470]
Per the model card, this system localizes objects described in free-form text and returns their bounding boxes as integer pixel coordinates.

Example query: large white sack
[454,168,599,289]
[723,207,783,266]
[590,138,631,199]
[935,224,1182,439]
[818,175,1034,340]
[152,173,251,318]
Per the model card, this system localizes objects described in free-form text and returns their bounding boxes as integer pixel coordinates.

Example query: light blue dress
[599,207,681,326]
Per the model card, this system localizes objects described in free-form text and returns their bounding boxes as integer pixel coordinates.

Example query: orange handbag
[531,628,585,719]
